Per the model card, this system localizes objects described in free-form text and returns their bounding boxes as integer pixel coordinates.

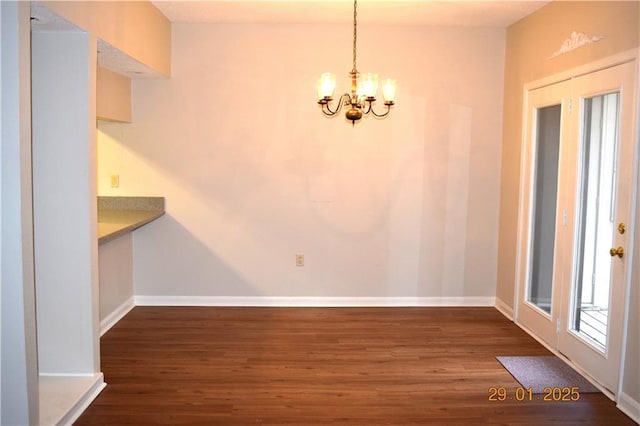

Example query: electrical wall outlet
[296,254,304,267]
[110,174,120,188]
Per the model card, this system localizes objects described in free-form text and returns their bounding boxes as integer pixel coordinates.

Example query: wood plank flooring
[75,307,634,425]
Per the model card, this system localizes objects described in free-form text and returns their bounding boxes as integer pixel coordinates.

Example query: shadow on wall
[133,214,261,297]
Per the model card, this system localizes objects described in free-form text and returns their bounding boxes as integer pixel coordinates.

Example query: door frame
[513,49,639,402]
[514,80,571,348]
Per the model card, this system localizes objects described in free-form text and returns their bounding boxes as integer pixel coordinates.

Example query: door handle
[609,246,624,258]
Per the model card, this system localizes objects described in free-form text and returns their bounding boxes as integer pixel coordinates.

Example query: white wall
[98,233,133,327]
[98,23,506,302]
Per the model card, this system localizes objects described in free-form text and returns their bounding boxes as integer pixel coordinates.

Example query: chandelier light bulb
[361,73,379,99]
[317,72,337,100]
[382,79,397,104]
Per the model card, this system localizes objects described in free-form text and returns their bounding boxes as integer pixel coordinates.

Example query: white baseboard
[494,297,514,321]
[100,296,135,337]
[58,374,106,426]
[618,392,640,424]
[134,295,496,307]
[39,373,106,426]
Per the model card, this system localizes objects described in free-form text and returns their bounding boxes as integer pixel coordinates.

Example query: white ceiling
[151,0,549,28]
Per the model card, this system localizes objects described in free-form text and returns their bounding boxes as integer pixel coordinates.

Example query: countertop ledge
[98,196,165,245]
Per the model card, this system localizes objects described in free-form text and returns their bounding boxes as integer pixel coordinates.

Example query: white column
[32,30,100,375]
[1,1,39,424]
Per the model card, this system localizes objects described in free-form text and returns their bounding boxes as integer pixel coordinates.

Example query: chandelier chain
[352,0,358,73]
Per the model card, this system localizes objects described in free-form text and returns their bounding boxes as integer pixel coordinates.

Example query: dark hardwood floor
[75,307,634,425]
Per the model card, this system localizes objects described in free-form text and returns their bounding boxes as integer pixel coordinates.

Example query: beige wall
[97,66,131,122]
[497,0,639,414]
[43,1,171,77]
[98,23,506,302]
[626,197,640,411]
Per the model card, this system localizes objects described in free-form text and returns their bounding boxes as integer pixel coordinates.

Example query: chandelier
[316,0,396,125]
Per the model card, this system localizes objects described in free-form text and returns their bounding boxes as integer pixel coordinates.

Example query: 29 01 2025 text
[488,386,580,401]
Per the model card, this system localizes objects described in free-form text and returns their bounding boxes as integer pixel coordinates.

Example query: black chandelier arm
[363,101,373,115]
[320,103,339,116]
[320,93,352,117]
[367,102,392,118]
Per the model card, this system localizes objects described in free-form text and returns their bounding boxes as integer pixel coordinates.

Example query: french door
[516,60,637,394]
[516,79,571,347]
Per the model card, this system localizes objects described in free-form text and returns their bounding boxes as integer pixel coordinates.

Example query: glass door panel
[572,93,619,352]
[528,105,562,314]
